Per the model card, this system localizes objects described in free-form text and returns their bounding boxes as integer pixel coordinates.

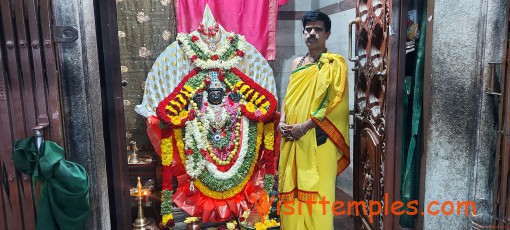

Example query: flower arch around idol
[156,5,279,226]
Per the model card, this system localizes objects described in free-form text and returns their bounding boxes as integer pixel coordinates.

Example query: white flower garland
[184,151,206,179]
[204,104,228,130]
[184,118,207,179]
[185,118,208,151]
[205,116,249,180]
[177,32,248,70]
[194,33,231,57]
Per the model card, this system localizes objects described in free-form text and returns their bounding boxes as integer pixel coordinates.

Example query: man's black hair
[302,10,331,32]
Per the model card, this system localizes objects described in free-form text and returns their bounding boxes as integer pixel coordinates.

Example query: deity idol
[135,6,279,226]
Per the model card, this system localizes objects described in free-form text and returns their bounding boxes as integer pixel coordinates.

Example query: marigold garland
[156,67,201,127]
[162,213,173,227]
[263,123,275,151]
[161,137,173,166]
[174,129,185,156]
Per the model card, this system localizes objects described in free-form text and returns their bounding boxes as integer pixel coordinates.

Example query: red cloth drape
[175,0,288,60]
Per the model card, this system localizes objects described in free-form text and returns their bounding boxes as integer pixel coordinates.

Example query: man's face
[303,21,330,49]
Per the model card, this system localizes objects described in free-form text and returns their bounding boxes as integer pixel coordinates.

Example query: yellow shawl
[279,52,350,203]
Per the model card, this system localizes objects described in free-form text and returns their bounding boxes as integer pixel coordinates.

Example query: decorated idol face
[207,88,225,105]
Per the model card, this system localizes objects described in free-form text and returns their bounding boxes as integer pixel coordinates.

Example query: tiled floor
[334,188,355,230]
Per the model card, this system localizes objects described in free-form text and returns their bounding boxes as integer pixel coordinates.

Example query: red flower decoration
[211,55,219,60]
[229,68,278,122]
[156,67,201,127]
[191,55,198,62]
[191,36,199,42]
[165,219,175,228]
[185,149,194,155]
[162,166,173,190]
[236,49,245,57]
[228,36,234,43]
[204,76,212,85]
[218,74,225,82]
[188,109,196,120]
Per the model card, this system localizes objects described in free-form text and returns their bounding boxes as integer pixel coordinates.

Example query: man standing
[278,10,350,230]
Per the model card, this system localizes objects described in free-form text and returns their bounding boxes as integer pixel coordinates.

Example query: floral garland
[155,31,279,223]
[180,119,258,193]
[193,122,263,199]
[263,122,275,151]
[177,32,247,70]
[161,137,173,166]
[263,174,275,193]
[160,190,174,228]
[156,68,278,129]
[196,120,258,192]
[203,117,250,180]
[224,68,278,122]
[160,129,179,227]
[156,67,201,127]
[185,93,243,166]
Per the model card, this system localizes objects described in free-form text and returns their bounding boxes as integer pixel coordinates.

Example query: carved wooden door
[349,0,405,229]
[0,0,63,229]
[493,3,510,228]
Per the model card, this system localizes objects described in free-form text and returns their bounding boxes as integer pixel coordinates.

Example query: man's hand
[277,122,287,134]
[281,124,306,141]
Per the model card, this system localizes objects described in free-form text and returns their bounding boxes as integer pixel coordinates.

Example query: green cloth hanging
[12,137,90,230]
[400,1,427,227]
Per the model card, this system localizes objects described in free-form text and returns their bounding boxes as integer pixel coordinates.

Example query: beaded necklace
[296,48,328,68]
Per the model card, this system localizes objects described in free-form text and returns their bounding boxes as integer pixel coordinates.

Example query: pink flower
[255,109,263,117]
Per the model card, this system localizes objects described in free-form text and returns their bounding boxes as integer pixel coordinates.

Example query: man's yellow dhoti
[279,53,350,230]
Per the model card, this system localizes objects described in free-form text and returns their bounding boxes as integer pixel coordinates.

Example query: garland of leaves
[263,174,275,193]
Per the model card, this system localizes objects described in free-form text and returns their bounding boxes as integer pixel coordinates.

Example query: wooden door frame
[493,1,510,227]
[418,0,435,229]
[355,0,409,228]
[351,0,407,228]
[386,0,407,228]
[93,0,132,229]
